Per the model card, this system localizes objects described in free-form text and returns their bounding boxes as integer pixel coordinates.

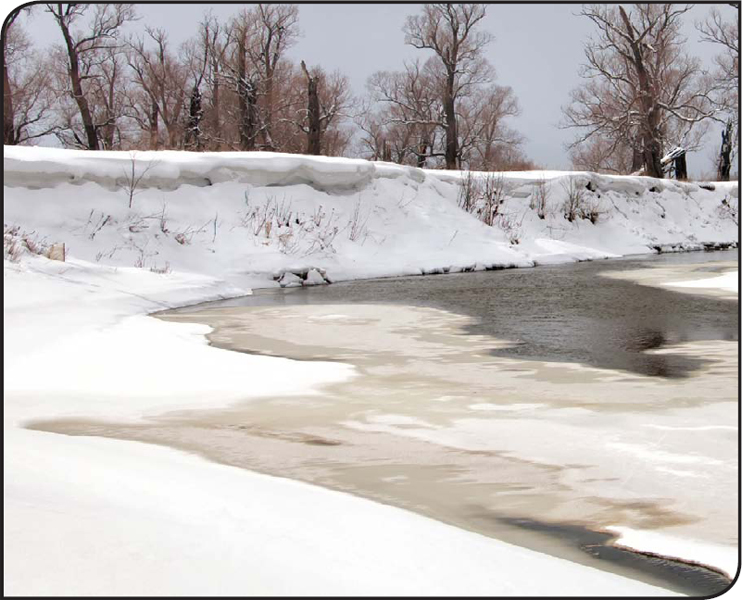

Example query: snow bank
[4,259,354,422]
[4,146,422,191]
[4,146,738,290]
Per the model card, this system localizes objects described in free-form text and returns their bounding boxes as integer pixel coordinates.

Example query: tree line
[3,3,739,179]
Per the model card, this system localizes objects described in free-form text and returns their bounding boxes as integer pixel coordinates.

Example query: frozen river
[34,251,738,595]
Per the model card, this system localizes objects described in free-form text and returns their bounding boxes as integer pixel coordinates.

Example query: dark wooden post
[674,152,688,181]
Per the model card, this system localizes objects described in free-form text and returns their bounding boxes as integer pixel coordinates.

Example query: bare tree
[458,84,522,170]
[248,4,299,150]
[196,13,228,149]
[221,9,261,151]
[3,11,58,144]
[365,36,522,171]
[122,151,157,208]
[367,59,443,167]
[355,102,418,164]
[181,19,214,150]
[569,135,636,175]
[296,61,352,156]
[404,4,493,169]
[127,27,187,149]
[87,46,128,149]
[697,5,739,180]
[563,4,720,178]
[46,3,135,150]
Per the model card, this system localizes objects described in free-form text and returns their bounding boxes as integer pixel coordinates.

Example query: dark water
[490,517,733,597]
[198,250,739,378]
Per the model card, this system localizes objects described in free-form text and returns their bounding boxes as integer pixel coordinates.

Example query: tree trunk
[211,58,221,148]
[643,133,663,179]
[417,136,428,168]
[237,78,258,151]
[186,86,203,150]
[301,61,321,155]
[58,19,99,150]
[3,53,15,144]
[149,101,159,150]
[619,7,663,179]
[631,145,643,172]
[718,120,733,181]
[444,73,457,170]
[262,73,275,150]
[382,139,391,162]
[236,37,257,151]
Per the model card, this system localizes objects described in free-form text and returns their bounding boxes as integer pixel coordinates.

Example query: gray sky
[11,2,736,175]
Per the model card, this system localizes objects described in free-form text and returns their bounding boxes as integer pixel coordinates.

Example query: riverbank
[5,146,739,291]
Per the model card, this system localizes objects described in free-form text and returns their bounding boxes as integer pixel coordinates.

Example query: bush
[531,177,549,219]
[559,177,606,224]
[458,171,512,226]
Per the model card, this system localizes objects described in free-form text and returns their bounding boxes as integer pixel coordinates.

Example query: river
[32,251,738,595]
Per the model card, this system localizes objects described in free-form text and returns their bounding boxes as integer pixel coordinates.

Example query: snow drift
[4,146,738,289]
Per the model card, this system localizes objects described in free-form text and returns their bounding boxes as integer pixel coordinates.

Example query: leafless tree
[296,61,352,156]
[87,46,129,149]
[697,5,739,180]
[404,4,494,169]
[46,3,135,150]
[3,11,58,144]
[181,18,215,150]
[127,27,187,149]
[569,135,636,175]
[221,9,261,151]
[248,4,299,150]
[195,13,228,149]
[563,4,720,178]
[366,59,442,167]
[355,103,418,164]
[458,84,522,170]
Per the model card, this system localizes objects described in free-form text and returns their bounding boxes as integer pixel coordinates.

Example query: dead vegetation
[4,224,63,262]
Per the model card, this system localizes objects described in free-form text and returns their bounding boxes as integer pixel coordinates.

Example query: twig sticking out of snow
[122,152,159,209]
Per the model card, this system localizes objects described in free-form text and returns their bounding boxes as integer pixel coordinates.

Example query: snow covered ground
[602,259,738,302]
[665,270,738,295]
[4,146,738,285]
[4,147,738,595]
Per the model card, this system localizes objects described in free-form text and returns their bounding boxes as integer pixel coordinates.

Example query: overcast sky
[10,2,736,176]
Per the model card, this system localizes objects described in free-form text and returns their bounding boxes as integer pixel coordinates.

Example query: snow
[4,146,738,595]
[4,426,676,596]
[665,270,739,294]
[4,257,676,596]
[4,146,738,289]
[304,267,328,285]
[605,527,738,580]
